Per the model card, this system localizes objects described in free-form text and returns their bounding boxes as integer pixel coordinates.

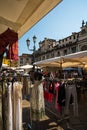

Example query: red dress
[55,82,61,112]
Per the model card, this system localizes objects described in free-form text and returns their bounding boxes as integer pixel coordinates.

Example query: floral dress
[30,80,45,121]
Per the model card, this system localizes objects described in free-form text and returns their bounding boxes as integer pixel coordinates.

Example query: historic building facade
[35,20,87,62]
[19,54,32,66]
[19,21,87,65]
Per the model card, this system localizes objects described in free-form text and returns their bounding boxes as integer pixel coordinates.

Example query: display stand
[45,79,77,130]
[57,116,76,130]
[57,81,77,130]
[25,81,33,130]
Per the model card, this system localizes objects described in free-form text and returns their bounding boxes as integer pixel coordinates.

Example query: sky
[18,0,87,56]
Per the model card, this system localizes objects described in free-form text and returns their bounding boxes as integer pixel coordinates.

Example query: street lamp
[26,35,37,64]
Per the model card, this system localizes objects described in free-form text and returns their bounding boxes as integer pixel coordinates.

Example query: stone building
[19,21,87,66]
[35,20,87,62]
[19,54,32,66]
[19,38,57,66]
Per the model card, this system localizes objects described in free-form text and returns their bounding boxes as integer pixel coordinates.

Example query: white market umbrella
[2,63,8,68]
[34,51,87,68]
[34,51,87,79]
[84,64,87,68]
[7,66,17,70]
[19,64,33,69]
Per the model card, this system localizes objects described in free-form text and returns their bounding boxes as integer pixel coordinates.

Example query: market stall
[34,50,87,129]
[34,50,87,78]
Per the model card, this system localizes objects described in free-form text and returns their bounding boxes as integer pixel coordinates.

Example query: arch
[81,45,87,51]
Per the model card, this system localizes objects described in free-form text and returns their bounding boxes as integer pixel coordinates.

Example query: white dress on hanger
[30,80,45,121]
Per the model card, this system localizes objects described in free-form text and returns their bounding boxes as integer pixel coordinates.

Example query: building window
[26,58,29,61]
[47,54,49,59]
[81,45,87,51]
[20,57,23,60]
[64,49,67,55]
[51,53,54,58]
[73,35,75,39]
[65,38,67,41]
[39,57,41,61]
[20,61,23,64]
[71,46,76,53]
[42,55,45,60]
[57,51,60,56]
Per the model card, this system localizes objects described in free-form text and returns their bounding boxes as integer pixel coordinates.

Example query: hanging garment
[65,83,78,117]
[54,82,61,112]
[13,82,22,130]
[30,81,45,121]
[50,71,55,79]
[7,41,18,60]
[23,76,29,95]
[0,53,4,68]
[2,81,13,130]
[44,91,54,102]
[58,82,66,107]
[44,79,54,102]
[7,82,13,130]
[49,81,54,94]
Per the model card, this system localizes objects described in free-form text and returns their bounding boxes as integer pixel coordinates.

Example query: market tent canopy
[34,51,87,68]
[2,63,8,68]
[18,64,41,70]
[18,64,33,69]
[0,0,62,38]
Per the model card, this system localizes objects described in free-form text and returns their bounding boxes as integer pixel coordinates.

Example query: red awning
[0,28,18,55]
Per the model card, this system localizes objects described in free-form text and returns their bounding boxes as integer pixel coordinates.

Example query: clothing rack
[44,78,77,130]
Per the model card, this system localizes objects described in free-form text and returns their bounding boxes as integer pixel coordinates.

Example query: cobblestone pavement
[22,91,87,130]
